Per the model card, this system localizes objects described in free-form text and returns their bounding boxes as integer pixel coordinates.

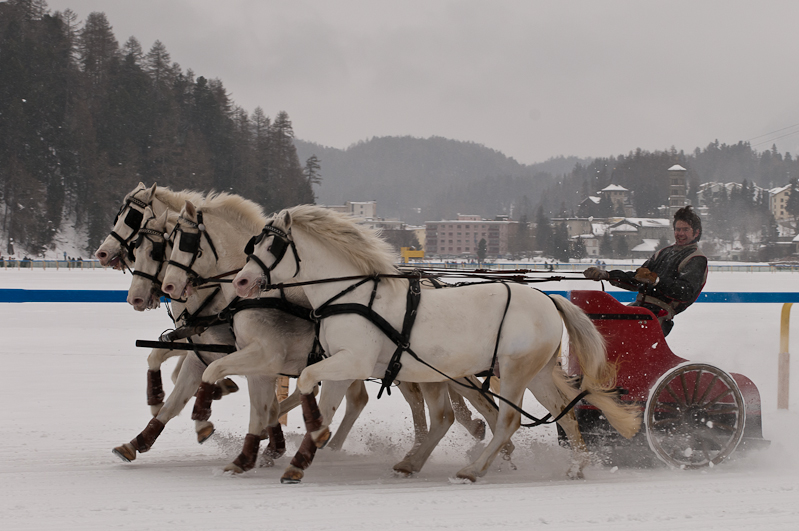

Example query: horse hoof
[215,378,239,398]
[197,423,215,444]
[259,454,275,468]
[280,465,304,484]
[224,463,245,474]
[112,443,136,462]
[501,441,515,458]
[312,427,331,449]
[392,462,413,477]
[567,464,585,480]
[454,469,477,483]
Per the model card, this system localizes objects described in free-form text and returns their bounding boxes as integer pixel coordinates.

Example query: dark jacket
[608,242,708,320]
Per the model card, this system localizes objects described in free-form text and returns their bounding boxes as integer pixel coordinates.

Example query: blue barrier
[0,289,129,303]
[2,288,799,303]
[543,291,799,304]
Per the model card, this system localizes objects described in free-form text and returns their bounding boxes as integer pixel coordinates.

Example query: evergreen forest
[0,1,314,257]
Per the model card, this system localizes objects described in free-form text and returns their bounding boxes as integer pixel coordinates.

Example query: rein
[260,271,593,293]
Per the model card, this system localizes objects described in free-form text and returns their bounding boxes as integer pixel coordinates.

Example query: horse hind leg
[454,370,530,482]
[528,356,590,479]
[393,382,455,476]
[448,384,486,441]
[451,377,516,461]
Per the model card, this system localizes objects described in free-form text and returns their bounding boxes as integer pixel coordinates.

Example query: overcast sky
[44,0,799,165]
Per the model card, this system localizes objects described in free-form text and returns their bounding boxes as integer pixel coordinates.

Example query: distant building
[321,200,378,219]
[607,217,672,251]
[599,184,630,211]
[770,184,792,222]
[425,214,518,257]
[667,165,689,216]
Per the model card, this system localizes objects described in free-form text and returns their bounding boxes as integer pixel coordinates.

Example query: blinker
[245,224,290,260]
[179,231,201,254]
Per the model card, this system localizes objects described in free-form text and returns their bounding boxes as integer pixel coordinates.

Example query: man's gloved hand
[583,266,609,281]
[634,267,659,285]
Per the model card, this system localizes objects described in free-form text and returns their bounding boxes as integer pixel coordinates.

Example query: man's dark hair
[673,205,702,241]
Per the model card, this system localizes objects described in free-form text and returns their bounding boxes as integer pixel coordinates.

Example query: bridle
[244,223,301,287]
[110,189,150,265]
[129,216,171,289]
[166,211,219,287]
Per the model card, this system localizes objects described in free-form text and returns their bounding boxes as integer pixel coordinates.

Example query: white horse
[150,196,369,472]
[114,206,255,468]
[233,205,641,482]
[96,183,217,410]
[161,197,503,476]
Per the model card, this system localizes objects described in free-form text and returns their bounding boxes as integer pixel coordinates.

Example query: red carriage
[564,290,769,469]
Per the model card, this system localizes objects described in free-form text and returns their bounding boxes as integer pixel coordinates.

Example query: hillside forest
[0,1,314,257]
[2,1,799,260]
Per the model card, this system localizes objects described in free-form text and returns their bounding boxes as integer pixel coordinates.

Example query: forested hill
[0,2,312,257]
[295,136,585,225]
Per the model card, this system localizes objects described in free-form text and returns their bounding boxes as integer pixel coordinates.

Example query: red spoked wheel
[645,362,745,469]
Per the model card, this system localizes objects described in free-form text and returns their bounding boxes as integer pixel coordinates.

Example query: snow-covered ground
[2,269,799,530]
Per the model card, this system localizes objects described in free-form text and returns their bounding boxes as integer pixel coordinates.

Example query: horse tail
[548,294,641,439]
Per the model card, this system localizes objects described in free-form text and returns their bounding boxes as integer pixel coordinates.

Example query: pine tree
[534,206,552,255]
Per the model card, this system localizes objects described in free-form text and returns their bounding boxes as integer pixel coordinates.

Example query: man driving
[583,206,707,336]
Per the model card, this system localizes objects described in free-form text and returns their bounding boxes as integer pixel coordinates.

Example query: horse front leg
[327,380,369,451]
[393,382,454,476]
[397,381,428,457]
[113,353,207,462]
[146,349,185,416]
[225,375,279,474]
[191,343,273,429]
[280,380,352,484]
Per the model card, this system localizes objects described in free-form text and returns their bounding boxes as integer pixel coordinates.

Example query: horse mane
[149,186,206,212]
[197,191,267,235]
[280,204,399,279]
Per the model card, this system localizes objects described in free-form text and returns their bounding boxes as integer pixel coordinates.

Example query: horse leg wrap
[192,382,215,421]
[146,370,165,406]
[289,432,318,470]
[300,393,323,433]
[265,424,287,459]
[130,418,165,453]
[232,433,260,472]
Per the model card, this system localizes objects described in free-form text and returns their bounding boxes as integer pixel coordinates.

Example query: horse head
[95,182,158,269]
[161,200,207,300]
[234,210,297,299]
[127,207,172,311]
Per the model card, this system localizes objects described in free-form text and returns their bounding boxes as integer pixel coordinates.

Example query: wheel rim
[645,363,745,469]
